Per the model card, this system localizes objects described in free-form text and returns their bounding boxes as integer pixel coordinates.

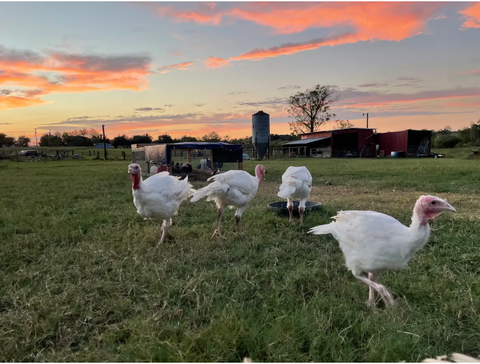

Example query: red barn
[378,129,432,157]
[294,127,377,157]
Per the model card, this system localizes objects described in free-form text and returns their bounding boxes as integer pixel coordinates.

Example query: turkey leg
[211,207,225,239]
[157,218,172,248]
[287,198,294,223]
[354,274,396,306]
[367,272,377,306]
[299,206,305,225]
[235,215,241,233]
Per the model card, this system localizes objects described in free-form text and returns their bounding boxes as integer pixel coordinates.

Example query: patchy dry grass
[1,157,480,362]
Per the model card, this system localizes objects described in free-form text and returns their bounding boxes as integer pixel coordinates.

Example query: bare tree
[286,84,339,134]
[334,119,354,129]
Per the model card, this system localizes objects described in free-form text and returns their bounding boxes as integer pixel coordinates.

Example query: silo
[252,110,270,159]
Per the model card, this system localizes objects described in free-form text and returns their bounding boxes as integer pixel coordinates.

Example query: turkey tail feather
[308,223,335,236]
[190,181,224,202]
[277,183,296,199]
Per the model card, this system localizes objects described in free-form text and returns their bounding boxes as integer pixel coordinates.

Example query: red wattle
[131,174,140,190]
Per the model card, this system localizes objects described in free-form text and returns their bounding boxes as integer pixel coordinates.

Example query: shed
[282,137,331,158]
[132,142,244,180]
[378,129,431,157]
[298,128,377,158]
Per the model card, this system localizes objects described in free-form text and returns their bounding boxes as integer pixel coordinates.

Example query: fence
[0,148,129,162]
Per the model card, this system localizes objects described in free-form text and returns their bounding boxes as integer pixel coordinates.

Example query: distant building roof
[282,137,330,146]
[167,142,243,151]
[252,110,269,116]
[301,127,376,135]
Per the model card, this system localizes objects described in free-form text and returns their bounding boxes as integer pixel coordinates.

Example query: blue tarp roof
[168,142,243,151]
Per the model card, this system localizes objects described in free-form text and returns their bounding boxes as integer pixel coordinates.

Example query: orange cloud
[203,56,230,68]
[461,70,480,75]
[190,2,448,67]
[0,94,46,111]
[445,101,480,107]
[229,2,444,37]
[0,45,152,110]
[203,33,360,68]
[158,61,194,73]
[460,2,480,28]
[230,33,358,62]
[158,3,446,36]
[157,2,223,25]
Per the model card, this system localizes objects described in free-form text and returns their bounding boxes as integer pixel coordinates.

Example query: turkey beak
[443,201,456,212]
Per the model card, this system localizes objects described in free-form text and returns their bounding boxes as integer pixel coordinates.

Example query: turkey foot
[211,228,226,239]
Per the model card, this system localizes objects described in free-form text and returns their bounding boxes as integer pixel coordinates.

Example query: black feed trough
[268,201,322,217]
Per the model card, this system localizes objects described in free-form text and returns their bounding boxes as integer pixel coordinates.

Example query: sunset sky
[1,1,480,142]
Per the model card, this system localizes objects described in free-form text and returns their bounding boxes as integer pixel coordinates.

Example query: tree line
[432,120,480,148]
[110,131,299,148]
[0,133,31,147]
[0,129,299,148]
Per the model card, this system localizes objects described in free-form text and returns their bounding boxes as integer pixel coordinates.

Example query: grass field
[1,156,480,362]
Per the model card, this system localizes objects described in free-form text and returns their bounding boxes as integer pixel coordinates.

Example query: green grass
[432,147,478,159]
[1,157,480,361]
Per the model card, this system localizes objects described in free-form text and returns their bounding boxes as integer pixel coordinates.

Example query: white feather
[277,166,312,207]
[132,172,195,221]
[191,169,260,212]
[310,210,428,275]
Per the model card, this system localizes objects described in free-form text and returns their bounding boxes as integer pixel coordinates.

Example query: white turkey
[277,166,313,225]
[190,164,265,238]
[128,163,195,247]
[309,195,456,306]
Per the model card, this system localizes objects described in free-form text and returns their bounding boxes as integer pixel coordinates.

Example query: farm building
[378,129,431,157]
[131,142,244,179]
[283,127,377,158]
[252,110,270,159]
[280,137,331,158]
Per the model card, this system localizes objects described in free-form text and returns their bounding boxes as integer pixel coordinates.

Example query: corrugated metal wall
[301,131,332,139]
[301,129,376,157]
[378,131,408,156]
[300,129,431,158]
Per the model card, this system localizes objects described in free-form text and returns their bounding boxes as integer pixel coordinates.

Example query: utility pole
[363,113,369,128]
[35,128,38,146]
[102,124,107,160]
